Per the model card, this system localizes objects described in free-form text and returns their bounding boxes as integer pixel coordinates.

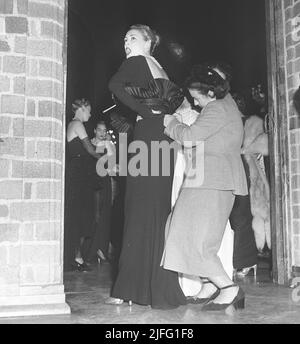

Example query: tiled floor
[0,261,300,324]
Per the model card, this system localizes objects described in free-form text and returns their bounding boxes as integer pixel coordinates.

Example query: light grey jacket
[164,94,248,195]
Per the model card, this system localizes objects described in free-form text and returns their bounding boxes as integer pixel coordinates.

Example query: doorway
[265,0,292,285]
[63,0,286,283]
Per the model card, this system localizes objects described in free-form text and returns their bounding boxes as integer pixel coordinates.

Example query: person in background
[240,89,271,262]
[87,120,115,264]
[230,92,259,277]
[205,61,258,277]
[65,98,102,272]
[107,108,135,273]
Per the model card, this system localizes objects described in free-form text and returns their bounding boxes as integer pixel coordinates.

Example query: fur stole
[242,116,271,250]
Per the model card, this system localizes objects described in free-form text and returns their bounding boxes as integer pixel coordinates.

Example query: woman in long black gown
[64,99,102,272]
[105,24,186,309]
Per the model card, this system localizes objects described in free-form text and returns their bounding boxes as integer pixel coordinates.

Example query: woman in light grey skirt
[161,65,248,311]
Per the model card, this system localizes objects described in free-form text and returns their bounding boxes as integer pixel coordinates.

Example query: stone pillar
[0,0,70,317]
[283,0,300,274]
[269,0,300,277]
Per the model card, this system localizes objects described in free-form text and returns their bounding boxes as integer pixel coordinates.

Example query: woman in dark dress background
[105,24,186,309]
[87,120,113,264]
[64,99,102,272]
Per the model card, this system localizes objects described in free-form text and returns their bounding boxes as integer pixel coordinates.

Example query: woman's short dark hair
[129,24,160,54]
[185,64,230,99]
[95,120,107,128]
[72,98,91,114]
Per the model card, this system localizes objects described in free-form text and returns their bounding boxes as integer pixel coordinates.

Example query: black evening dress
[64,136,95,271]
[108,56,187,309]
[230,155,258,270]
[87,145,112,261]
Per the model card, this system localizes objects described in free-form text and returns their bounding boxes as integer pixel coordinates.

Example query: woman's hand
[164,114,174,127]
[106,132,112,141]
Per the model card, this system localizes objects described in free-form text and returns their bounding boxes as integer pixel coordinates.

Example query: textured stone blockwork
[0,0,69,317]
[281,0,300,270]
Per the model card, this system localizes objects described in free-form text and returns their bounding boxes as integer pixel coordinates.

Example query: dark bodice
[108,55,184,119]
[67,137,89,158]
[66,137,100,189]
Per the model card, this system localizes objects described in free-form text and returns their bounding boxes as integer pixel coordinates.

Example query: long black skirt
[111,117,186,309]
[64,156,95,271]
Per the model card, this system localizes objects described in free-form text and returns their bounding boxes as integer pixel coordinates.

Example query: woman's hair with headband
[185,64,230,99]
[204,60,233,82]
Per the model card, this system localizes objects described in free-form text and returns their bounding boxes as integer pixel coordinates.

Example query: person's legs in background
[230,154,258,276]
[87,175,112,263]
[230,194,258,275]
[97,176,112,261]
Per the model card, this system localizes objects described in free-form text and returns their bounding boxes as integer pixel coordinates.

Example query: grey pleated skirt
[161,188,235,278]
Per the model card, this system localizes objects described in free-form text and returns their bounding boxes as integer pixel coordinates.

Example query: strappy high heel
[186,280,220,304]
[235,264,257,278]
[105,297,132,306]
[202,284,245,311]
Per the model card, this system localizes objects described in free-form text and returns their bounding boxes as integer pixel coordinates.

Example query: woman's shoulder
[67,120,87,139]
[68,119,84,130]
[204,98,226,113]
[208,94,239,114]
[244,115,264,134]
[109,56,148,88]
[126,55,146,62]
[120,55,146,67]
[244,114,264,125]
[119,55,147,73]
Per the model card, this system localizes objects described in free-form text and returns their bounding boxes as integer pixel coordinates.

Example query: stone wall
[0,0,69,316]
[283,0,300,271]
[1,0,300,317]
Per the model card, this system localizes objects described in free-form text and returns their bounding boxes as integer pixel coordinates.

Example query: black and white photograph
[0,0,300,328]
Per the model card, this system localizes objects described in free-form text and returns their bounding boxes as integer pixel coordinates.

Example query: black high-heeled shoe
[186,280,220,304]
[201,284,245,311]
[72,260,91,272]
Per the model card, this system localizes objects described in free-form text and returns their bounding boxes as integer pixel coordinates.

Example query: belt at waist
[140,98,170,115]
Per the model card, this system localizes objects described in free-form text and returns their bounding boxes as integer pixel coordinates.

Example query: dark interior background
[66,0,267,126]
